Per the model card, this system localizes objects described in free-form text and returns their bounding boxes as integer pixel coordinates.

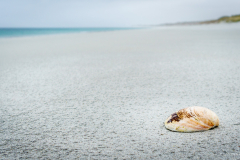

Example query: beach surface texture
[0,24,240,159]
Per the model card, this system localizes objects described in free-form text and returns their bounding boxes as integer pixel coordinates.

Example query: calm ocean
[0,28,133,37]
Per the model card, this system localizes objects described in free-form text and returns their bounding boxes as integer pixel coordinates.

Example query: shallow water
[0,27,134,38]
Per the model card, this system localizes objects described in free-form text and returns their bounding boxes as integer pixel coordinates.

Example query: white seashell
[165,106,219,132]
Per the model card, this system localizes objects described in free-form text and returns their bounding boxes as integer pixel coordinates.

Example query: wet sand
[0,24,240,159]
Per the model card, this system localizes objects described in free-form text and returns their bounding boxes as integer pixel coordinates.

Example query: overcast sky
[0,0,240,27]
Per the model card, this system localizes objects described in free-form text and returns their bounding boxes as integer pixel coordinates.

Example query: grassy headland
[199,14,240,24]
[162,14,240,26]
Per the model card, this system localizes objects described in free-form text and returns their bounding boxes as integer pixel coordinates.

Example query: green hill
[162,14,240,26]
[199,14,240,24]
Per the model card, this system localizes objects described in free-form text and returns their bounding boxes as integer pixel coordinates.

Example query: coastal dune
[0,24,240,159]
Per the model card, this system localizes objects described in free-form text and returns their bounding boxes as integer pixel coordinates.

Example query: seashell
[165,106,219,132]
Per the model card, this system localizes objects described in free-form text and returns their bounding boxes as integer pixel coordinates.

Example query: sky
[0,0,240,27]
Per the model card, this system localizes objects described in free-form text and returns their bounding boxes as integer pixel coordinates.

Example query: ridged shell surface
[165,106,219,132]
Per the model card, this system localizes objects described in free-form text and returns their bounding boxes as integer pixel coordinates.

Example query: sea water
[0,28,133,38]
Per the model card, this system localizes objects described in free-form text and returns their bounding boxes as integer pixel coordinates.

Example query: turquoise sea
[0,28,133,37]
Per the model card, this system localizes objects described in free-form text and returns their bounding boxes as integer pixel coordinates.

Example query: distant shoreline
[159,14,240,26]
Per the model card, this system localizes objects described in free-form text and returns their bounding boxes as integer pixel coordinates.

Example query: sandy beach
[0,24,240,159]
